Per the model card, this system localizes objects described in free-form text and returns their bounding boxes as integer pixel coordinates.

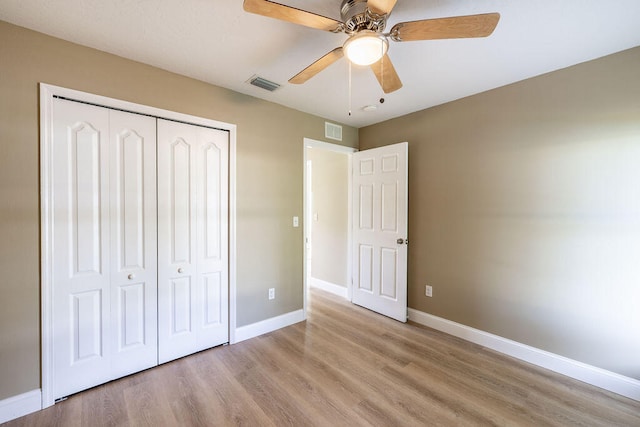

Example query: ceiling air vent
[248,75,281,92]
[325,122,343,141]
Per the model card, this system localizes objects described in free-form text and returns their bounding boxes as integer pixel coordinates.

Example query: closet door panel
[109,110,158,377]
[157,120,199,363]
[197,127,229,346]
[158,120,229,363]
[52,99,111,399]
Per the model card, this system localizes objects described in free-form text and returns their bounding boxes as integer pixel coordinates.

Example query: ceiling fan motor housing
[341,0,387,34]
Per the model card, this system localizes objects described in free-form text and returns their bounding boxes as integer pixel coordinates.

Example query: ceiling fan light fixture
[343,30,388,66]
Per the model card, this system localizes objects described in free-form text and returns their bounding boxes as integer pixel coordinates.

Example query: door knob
[127,274,134,280]
[177,268,183,273]
[397,238,404,244]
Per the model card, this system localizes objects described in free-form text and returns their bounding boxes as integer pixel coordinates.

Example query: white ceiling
[2,0,640,127]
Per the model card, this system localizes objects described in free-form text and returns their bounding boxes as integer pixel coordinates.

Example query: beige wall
[360,47,640,380]
[308,148,349,287]
[0,20,357,400]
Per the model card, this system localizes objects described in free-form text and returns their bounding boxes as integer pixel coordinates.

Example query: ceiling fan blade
[367,0,398,16]
[243,0,343,32]
[370,54,402,93]
[391,12,500,41]
[289,48,344,84]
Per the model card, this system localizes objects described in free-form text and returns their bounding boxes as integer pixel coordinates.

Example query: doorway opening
[303,139,356,317]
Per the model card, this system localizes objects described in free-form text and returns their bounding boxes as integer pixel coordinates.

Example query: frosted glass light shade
[343,31,389,66]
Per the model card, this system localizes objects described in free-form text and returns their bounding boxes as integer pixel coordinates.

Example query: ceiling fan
[243,0,500,94]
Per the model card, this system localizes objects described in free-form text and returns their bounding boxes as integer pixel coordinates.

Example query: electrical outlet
[268,288,275,300]
[425,285,433,297]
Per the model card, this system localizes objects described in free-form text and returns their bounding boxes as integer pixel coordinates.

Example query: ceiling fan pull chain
[380,41,385,97]
[348,61,352,116]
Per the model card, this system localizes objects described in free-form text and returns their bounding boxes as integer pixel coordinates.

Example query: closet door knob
[177,268,184,273]
[127,274,134,280]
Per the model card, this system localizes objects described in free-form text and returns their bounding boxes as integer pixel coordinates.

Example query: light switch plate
[293,216,299,227]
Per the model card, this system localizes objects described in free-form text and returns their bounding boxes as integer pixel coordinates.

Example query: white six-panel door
[352,142,408,322]
[157,119,229,363]
[52,99,157,399]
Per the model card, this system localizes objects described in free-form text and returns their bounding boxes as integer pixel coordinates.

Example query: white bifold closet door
[157,119,229,363]
[52,99,157,399]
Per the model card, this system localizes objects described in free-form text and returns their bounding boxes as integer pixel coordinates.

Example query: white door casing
[51,99,157,399]
[157,119,229,363]
[305,160,313,286]
[352,142,408,322]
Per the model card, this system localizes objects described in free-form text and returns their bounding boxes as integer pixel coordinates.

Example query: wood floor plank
[4,288,639,426]
[234,366,316,426]
[189,349,276,426]
[377,328,590,425]
[243,335,370,427]
[283,316,487,425]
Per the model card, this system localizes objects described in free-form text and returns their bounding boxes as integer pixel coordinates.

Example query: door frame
[39,83,238,408]
[302,138,357,317]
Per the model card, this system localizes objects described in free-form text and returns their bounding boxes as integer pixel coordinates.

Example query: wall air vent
[248,75,281,92]
[325,122,343,141]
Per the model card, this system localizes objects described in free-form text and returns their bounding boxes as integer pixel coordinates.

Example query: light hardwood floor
[5,288,640,426]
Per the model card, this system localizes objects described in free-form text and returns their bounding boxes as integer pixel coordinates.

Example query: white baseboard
[233,309,305,343]
[408,308,640,402]
[309,277,348,299]
[0,389,42,424]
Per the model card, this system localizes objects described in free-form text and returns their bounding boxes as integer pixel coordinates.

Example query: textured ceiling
[1,0,639,127]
